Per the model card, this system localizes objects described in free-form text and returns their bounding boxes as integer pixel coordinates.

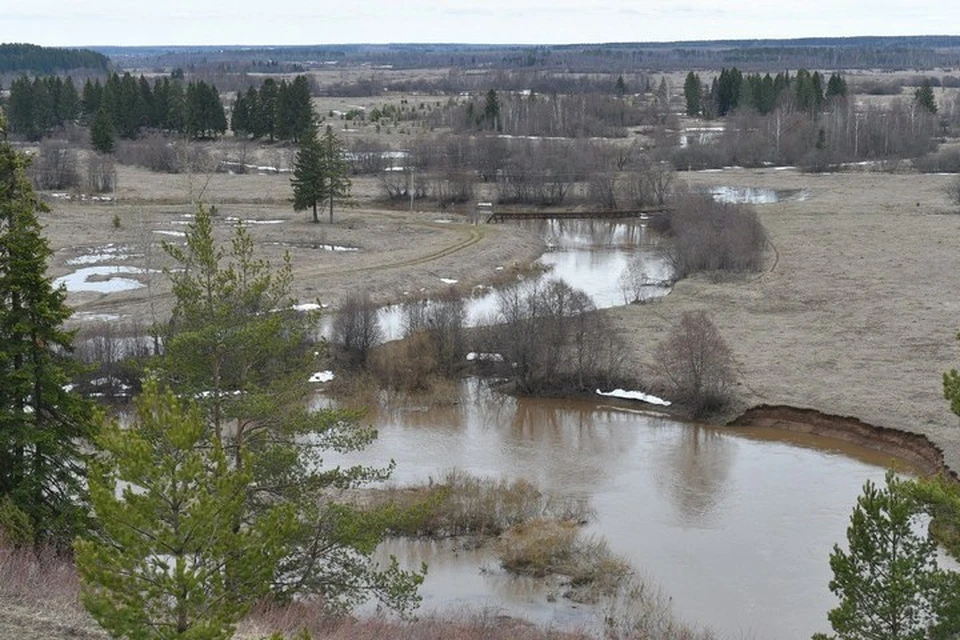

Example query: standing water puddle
[708,186,811,204]
[55,266,152,293]
[318,379,899,639]
[324,218,672,340]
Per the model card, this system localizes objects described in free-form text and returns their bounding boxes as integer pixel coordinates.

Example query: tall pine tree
[0,115,95,546]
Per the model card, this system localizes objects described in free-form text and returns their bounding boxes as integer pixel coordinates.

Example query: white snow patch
[55,266,154,293]
[466,352,504,362]
[596,388,672,406]
[292,303,322,312]
[73,312,122,322]
[66,244,135,266]
[440,278,459,284]
[224,217,285,225]
[153,230,186,237]
[309,370,335,383]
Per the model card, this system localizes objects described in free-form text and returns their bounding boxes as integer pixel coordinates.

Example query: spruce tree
[90,107,115,155]
[318,125,351,224]
[683,72,701,116]
[0,119,95,545]
[287,75,314,142]
[291,121,323,223]
[915,79,938,115]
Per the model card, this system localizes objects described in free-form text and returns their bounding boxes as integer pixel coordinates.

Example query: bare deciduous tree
[86,153,117,193]
[31,141,79,190]
[652,310,736,417]
[332,293,382,368]
[483,278,623,393]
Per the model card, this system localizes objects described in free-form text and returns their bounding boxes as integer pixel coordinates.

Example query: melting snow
[596,388,671,406]
[466,352,504,362]
[55,266,153,293]
[309,370,335,383]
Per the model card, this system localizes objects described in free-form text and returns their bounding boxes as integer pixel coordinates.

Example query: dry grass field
[44,165,543,327]
[608,167,960,471]
[44,155,960,475]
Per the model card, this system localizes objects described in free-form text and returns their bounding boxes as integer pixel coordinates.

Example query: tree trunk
[312,201,318,224]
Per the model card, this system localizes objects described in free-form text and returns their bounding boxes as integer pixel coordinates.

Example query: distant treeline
[90,37,960,74]
[0,43,110,74]
[5,72,228,141]
[684,68,848,118]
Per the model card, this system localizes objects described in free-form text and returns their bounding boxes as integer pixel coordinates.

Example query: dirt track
[43,167,544,325]
[39,163,960,473]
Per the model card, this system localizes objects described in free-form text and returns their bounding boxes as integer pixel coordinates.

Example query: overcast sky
[4,1,958,47]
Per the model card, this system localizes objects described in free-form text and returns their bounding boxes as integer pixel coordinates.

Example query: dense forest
[91,36,960,73]
[0,43,110,74]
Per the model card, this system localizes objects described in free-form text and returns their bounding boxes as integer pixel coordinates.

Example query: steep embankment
[607,168,960,473]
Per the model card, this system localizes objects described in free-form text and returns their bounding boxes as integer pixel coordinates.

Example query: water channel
[316,215,899,639]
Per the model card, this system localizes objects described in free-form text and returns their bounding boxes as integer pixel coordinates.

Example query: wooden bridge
[485,207,672,224]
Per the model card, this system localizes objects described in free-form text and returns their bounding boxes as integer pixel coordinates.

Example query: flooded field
[319,379,899,639]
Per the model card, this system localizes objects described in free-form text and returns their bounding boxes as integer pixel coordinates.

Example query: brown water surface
[318,380,900,638]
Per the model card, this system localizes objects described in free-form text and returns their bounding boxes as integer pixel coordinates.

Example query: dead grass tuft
[493,519,630,604]
[240,606,588,640]
[372,470,591,538]
[0,543,98,636]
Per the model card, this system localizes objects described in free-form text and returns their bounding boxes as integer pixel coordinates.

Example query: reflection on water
[655,425,736,528]
[708,186,811,204]
[320,219,672,341]
[319,379,897,639]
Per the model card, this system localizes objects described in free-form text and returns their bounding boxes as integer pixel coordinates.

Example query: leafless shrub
[413,289,468,376]
[854,79,903,95]
[660,193,767,279]
[31,141,80,190]
[600,574,717,640]
[666,144,728,171]
[348,139,391,175]
[433,172,475,207]
[72,321,152,399]
[115,134,179,172]
[379,170,428,201]
[587,173,618,210]
[945,176,960,212]
[241,606,596,640]
[618,255,665,304]
[482,278,623,394]
[332,293,382,368]
[496,140,577,206]
[625,157,675,207]
[652,310,736,417]
[368,332,439,393]
[915,149,960,173]
[371,290,468,390]
[86,153,117,193]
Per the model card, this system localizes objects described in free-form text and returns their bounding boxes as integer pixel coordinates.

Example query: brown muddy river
[318,379,901,639]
